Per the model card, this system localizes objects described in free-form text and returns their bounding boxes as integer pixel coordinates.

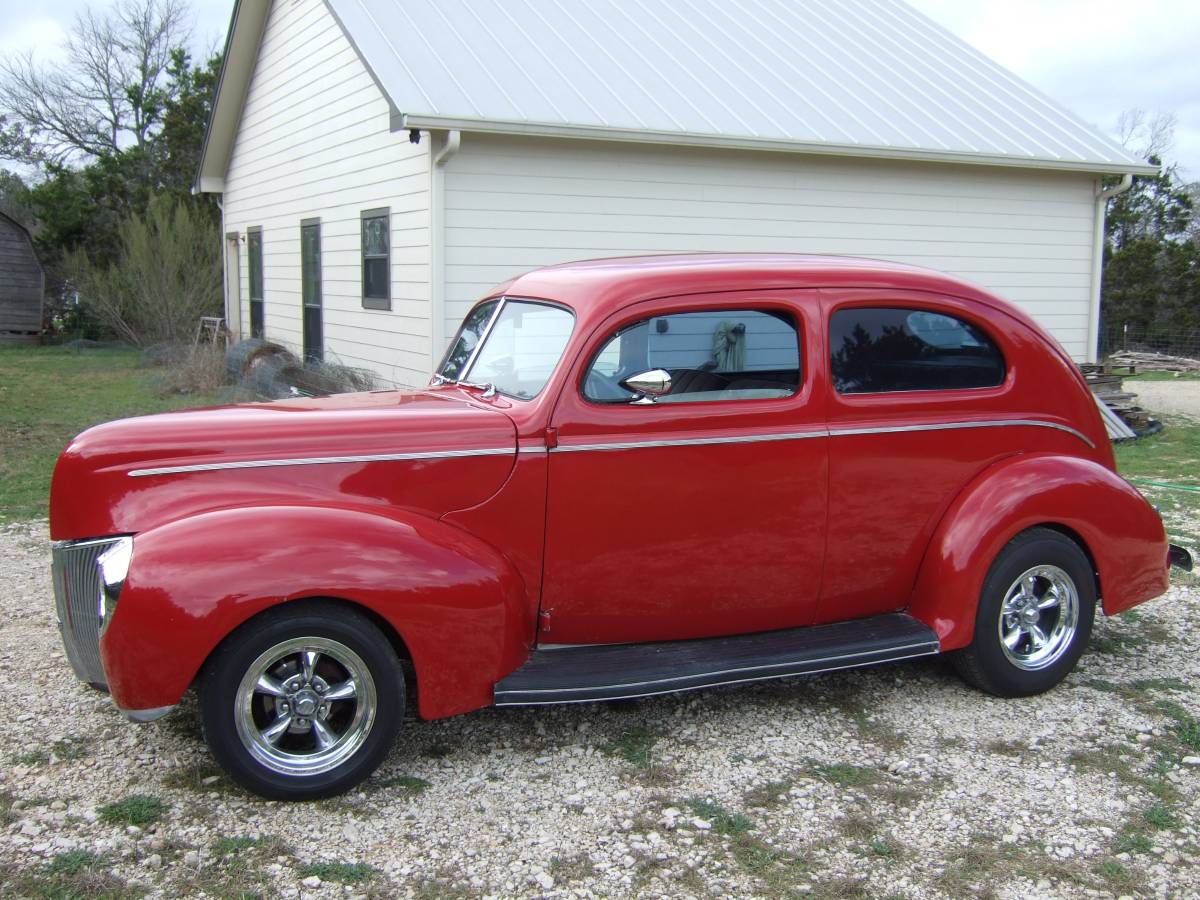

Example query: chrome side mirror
[620,368,672,404]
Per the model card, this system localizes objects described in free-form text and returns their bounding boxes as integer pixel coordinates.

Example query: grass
[1124,370,1200,382]
[0,850,131,899]
[297,861,380,884]
[98,794,165,827]
[603,726,657,768]
[376,774,431,794]
[807,762,881,789]
[685,797,753,835]
[0,345,219,522]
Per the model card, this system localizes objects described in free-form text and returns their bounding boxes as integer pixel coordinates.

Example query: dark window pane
[584,309,801,404]
[301,225,321,308]
[830,307,1005,394]
[363,257,388,300]
[250,299,264,339]
[248,230,263,301]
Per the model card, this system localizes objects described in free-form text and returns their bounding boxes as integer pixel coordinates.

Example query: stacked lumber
[1107,350,1200,374]
[1083,370,1153,434]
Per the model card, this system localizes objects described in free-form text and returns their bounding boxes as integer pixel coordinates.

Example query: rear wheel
[952,528,1096,697]
[200,601,404,800]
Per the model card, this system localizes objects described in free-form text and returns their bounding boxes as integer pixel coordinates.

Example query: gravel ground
[2,520,1198,900]
[1129,381,1200,423]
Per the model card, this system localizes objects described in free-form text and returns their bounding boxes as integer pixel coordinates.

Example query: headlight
[96,537,133,634]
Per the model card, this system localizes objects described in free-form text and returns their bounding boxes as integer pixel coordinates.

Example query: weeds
[685,797,753,835]
[808,762,881,788]
[604,727,656,767]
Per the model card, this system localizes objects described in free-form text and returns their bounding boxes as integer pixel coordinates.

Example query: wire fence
[1099,324,1200,362]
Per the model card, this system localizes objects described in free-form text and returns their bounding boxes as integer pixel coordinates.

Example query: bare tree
[1116,108,1177,161]
[0,0,190,165]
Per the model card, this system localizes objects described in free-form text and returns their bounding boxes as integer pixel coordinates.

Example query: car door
[818,290,1019,625]
[540,291,828,645]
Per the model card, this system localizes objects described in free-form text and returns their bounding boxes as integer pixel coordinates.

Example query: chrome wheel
[997,565,1080,671]
[234,637,377,777]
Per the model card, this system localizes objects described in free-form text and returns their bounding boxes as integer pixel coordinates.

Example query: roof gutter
[1087,172,1138,363]
[401,114,1159,177]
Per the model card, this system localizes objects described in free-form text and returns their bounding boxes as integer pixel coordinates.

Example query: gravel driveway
[2,520,1198,899]
[1130,380,1200,423]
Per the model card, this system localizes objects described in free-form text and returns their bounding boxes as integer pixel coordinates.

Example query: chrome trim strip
[553,430,826,453]
[551,418,1093,454]
[128,446,516,477]
[495,648,941,706]
[497,640,940,697]
[127,418,1091,476]
[829,419,1094,448]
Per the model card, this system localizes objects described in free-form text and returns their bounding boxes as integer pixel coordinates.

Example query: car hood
[50,390,519,540]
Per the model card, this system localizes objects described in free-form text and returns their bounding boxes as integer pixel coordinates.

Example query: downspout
[216,194,230,338]
[1087,173,1133,363]
[430,130,461,374]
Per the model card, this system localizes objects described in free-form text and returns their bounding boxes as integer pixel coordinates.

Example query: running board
[494,613,940,706]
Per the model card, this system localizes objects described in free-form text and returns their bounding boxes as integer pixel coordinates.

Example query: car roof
[495,253,1031,331]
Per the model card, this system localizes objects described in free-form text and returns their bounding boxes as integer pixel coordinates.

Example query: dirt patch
[1130,380,1200,423]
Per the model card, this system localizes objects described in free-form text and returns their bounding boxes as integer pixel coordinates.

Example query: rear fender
[909,454,1168,650]
[100,505,530,719]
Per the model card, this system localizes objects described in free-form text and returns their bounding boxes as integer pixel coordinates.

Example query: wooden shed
[0,210,44,341]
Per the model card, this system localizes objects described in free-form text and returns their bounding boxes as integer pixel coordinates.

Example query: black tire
[952,528,1096,698]
[199,600,404,800]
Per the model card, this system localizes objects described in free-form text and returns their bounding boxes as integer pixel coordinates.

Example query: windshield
[437,298,575,400]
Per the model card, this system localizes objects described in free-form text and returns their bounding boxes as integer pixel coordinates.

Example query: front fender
[909,454,1168,650]
[100,505,530,719]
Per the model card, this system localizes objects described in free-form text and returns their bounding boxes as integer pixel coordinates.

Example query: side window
[583,309,801,404]
[830,307,1005,394]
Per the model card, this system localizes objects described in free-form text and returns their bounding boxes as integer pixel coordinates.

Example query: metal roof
[327,0,1153,175]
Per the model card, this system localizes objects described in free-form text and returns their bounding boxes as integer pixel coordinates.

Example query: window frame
[360,207,390,311]
[828,302,1008,397]
[580,304,805,407]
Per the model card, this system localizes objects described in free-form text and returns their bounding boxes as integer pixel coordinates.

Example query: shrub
[67,196,221,348]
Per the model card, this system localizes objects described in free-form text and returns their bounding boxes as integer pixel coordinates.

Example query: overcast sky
[1,0,1197,178]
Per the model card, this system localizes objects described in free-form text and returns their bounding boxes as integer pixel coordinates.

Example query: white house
[196,0,1154,388]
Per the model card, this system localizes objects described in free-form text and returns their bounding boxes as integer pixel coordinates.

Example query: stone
[145,854,163,869]
[534,871,554,890]
[183,850,201,867]
[301,876,322,888]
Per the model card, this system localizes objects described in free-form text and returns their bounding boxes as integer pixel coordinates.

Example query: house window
[247,227,264,338]
[829,307,1005,394]
[361,208,390,310]
[300,218,323,363]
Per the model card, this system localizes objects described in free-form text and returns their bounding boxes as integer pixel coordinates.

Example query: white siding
[443,134,1099,360]
[222,0,431,389]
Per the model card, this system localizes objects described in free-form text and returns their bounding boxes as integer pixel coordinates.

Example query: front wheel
[952,528,1096,698]
[200,601,404,800]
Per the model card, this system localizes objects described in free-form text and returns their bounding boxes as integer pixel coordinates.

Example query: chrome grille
[51,538,117,688]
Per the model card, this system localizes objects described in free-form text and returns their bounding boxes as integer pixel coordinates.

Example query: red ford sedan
[49,254,1190,799]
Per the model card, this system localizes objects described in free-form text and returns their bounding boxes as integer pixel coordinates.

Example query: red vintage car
[50,254,1190,799]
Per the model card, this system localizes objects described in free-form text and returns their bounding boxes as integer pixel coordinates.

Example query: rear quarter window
[830,307,1005,394]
